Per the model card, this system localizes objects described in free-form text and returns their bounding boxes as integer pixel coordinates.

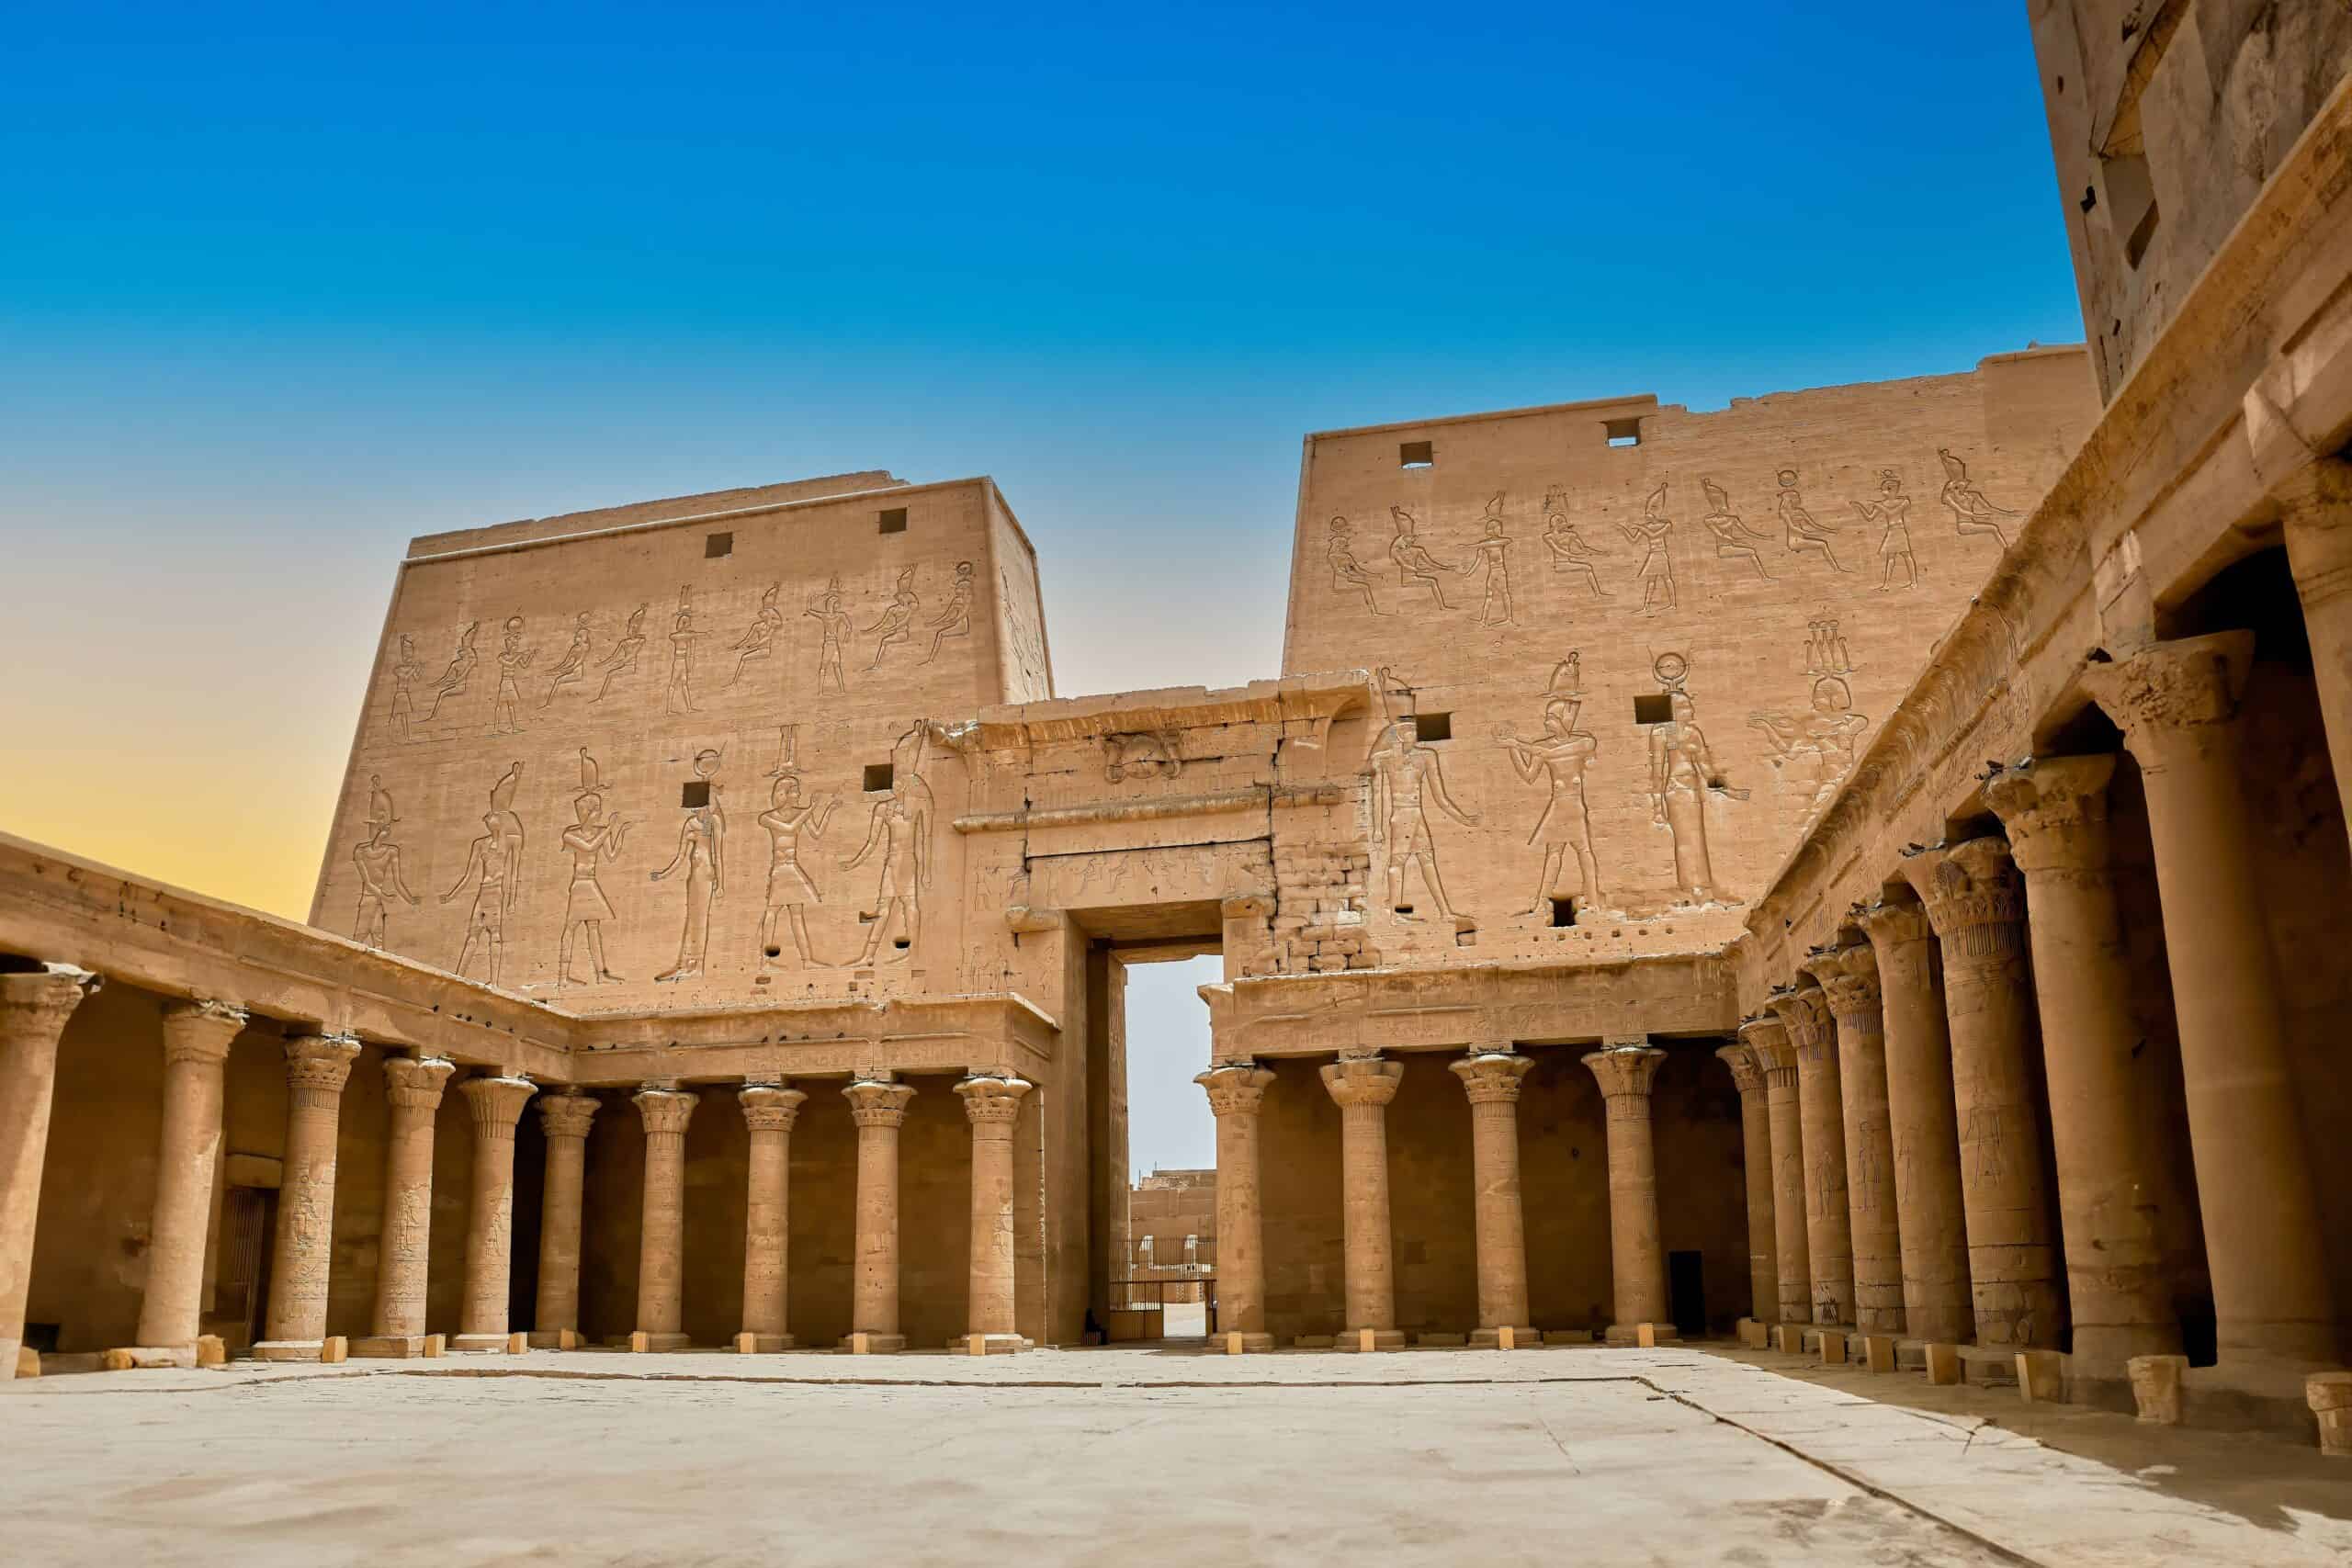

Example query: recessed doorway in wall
[1121,954,1220,1342]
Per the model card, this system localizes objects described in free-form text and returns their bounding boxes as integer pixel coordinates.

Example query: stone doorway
[1110,954,1219,1345]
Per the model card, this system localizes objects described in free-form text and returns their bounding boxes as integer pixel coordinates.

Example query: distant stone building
[1126,1169,1216,1307]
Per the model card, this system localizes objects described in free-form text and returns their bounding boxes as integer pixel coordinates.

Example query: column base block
[1860,1336,1899,1373]
[2129,1353,2189,1424]
[449,1333,517,1354]
[350,1336,435,1359]
[1222,1332,1275,1354]
[253,1339,328,1363]
[842,1332,907,1354]
[527,1329,582,1350]
[2017,1349,2067,1403]
[14,1346,40,1378]
[1923,1343,1963,1384]
[1895,1339,1929,1372]
[1334,1329,1407,1352]
[1605,1322,1680,1347]
[1470,1326,1541,1349]
[1773,1325,1804,1354]
[629,1332,690,1353]
[1959,1345,2020,1387]
[101,1346,197,1371]
[949,1333,1031,1355]
[196,1335,227,1367]
[2308,1372,2352,1455]
[735,1333,796,1353]
[1735,1318,1769,1349]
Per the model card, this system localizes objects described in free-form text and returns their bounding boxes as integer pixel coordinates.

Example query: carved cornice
[160,998,248,1066]
[382,1053,456,1111]
[843,1078,916,1129]
[1449,1051,1533,1105]
[537,1088,599,1141]
[1713,1041,1766,1096]
[461,1075,537,1140]
[955,1074,1033,1126]
[633,1086,699,1136]
[1195,1063,1275,1116]
[2079,632,2254,768]
[1984,754,2119,877]
[1900,838,2026,964]
[739,1083,808,1133]
[1319,1055,1403,1108]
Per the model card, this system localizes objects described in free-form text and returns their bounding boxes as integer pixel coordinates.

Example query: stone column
[354,1053,454,1358]
[1195,1063,1276,1351]
[843,1078,915,1352]
[1900,838,2065,1350]
[2084,633,2337,1378]
[631,1085,697,1351]
[735,1083,806,1352]
[2280,459,2352,849]
[454,1075,535,1351]
[956,1074,1033,1352]
[1,966,102,1381]
[1583,1041,1673,1341]
[1714,1041,1778,1326]
[130,999,246,1355]
[1740,1016,1810,1325]
[256,1032,364,1360]
[1319,1055,1406,1350]
[1806,943,1904,1337]
[1987,754,2184,1387]
[530,1089,597,1348]
[1450,1050,1536,1348]
[1858,897,1974,1346]
[1767,986,1853,1327]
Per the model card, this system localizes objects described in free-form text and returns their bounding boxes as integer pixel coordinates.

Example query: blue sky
[0,2,2083,1170]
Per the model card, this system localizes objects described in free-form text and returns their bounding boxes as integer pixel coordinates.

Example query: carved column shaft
[957,1075,1032,1346]
[845,1079,916,1349]
[260,1033,363,1355]
[456,1076,535,1346]
[632,1087,698,1348]
[1902,838,2065,1349]
[532,1090,597,1343]
[1742,1018,1810,1325]
[1808,945,1905,1337]
[0,968,102,1380]
[1197,1064,1276,1348]
[1989,755,2182,1380]
[1452,1052,1536,1340]
[1715,1042,1778,1324]
[1769,987,1853,1326]
[739,1084,806,1348]
[135,1000,244,1349]
[1584,1044,1670,1334]
[2281,461,2352,850]
[365,1054,454,1347]
[1860,898,1974,1345]
[2085,633,2336,1363]
[1320,1055,1404,1345]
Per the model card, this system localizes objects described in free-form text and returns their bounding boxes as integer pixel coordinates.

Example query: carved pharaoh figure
[1619,482,1678,615]
[1646,657,1742,905]
[350,776,419,948]
[423,621,479,721]
[1752,676,1870,819]
[390,635,424,739]
[1500,693,1604,918]
[665,587,703,714]
[1469,493,1515,626]
[1365,669,1478,923]
[863,568,921,671]
[728,584,784,688]
[805,576,851,693]
[1776,468,1851,573]
[558,751,630,987]
[650,748,725,983]
[540,612,593,707]
[842,772,928,964]
[492,615,534,734]
[1699,477,1776,581]
[593,603,649,703]
[440,810,513,986]
[922,560,976,663]
[1387,506,1464,610]
[1540,485,1612,598]
[487,761,526,905]
[1326,516,1390,615]
[758,772,839,969]
[1937,447,2018,548]
[1854,469,1917,591]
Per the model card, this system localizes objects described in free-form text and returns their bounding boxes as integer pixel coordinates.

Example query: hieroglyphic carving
[1938,449,2018,548]
[1775,468,1851,573]
[593,603,649,703]
[442,763,527,986]
[758,726,839,971]
[651,748,724,983]
[390,636,424,739]
[1102,731,1182,783]
[1751,619,1870,822]
[540,613,593,708]
[1367,668,1478,924]
[1469,493,1515,626]
[1326,516,1393,615]
[728,584,783,688]
[922,561,975,663]
[423,622,479,721]
[492,616,534,734]
[664,587,703,714]
[1498,659,1604,917]
[843,725,931,964]
[999,567,1051,697]
[351,776,419,948]
[1853,470,1917,591]
[864,568,920,671]
[1388,506,1464,610]
[558,750,631,987]
[1540,485,1611,598]
[1699,478,1776,581]
[1619,483,1677,615]
[1646,653,1744,906]
[805,577,851,693]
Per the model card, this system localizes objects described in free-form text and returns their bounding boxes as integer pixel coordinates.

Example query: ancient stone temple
[6,0,2352,1454]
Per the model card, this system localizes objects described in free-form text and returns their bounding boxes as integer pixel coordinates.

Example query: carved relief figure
[1699,478,1776,581]
[1498,683,1604,918]
[1751,619,1870,819]
[593,603,649,703]
[492,616,534,734]
[423,622,479,721]
[1618,482,1677,615]
[390,636,424,739]
[1102,731,1182,783]
[1937,448,2018,548]
[1854,470,1917,591]
[487,761,526,904]
[558,750,631,987]
[1468,493,1515,626]
[922,560,977,663]
[1326,516,1391,615]
[1776,468,1852,573]
[1646,653,1744,906]
[805,577,851,693]
[665,587,703,714]
[843,765,929,965]
[1387,506,1464,610]
[440,811,513,986]
[650,748,725,983]
[758,771,839,971]
[1540,486,1611,598]
[1366,668,1478,922]
[540,613,593,707]
[728,584,784,688]
[861,568,922,671]
[999,568,1052,697]
[350,777,418,948]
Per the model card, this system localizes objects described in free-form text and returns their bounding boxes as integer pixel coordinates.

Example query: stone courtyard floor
[6,1342,2350,1565]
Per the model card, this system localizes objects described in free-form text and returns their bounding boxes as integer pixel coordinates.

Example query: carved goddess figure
[728,584,784,688]
[540,613,594,707]
[1937,448,2018,548]
[1617,482,1677,615]
[440,811,513,986]
[1776,468,1852,573]
[650,750,725,983]
[1649,687,1739,905]
[1365,671,1479,922]
[492,615,535,734]
[558,785,631,987]
[1500,696,1604,918]
[487,761,526,907]
[1699,477,1776,581]
[351,777,419,948]
[1853,469,1917,591]
[1326,516,1389,614]
[1387,506,1464,610]
[1540,486,1611,598]
[423,621,479,720]
[758,773,840,969]
[842,773,928,964]
[593,603,649,702]
[864,568,922,671]
[665,588,703,714]
[1469,493,1515,626]
[922,560,976,663]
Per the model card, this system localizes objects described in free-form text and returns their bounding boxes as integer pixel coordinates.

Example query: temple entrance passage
[1107,952,1220,1344]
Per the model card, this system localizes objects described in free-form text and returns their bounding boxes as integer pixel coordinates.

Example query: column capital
[1804,942,1882,1023]
[0,964,103,1041]
[2079,632,2255,770]
[633,1085,699,1135]
[1736,1014,1797,1081]
[1713,1041,1766,1095]
[1984,754,2119,876]
[382,1053,456,1110]
[955,1074,1032,1124]
[1449,1051,1533,1103]
[2278,457,2352,609]
[1319,1055,1403,1107]
[160,998,248,1065]
[1581,1043,1666,1101]
[461,1075,537,1139]
[1856,895,1933,949]
[285,1032,362,1092]
[1898,837,2026,964]
[843,1078,916,1128]
[537,1088,599,1141]
[1764,985,1836,1067]
[740,1083,808,1132]
[1195,1062,1276,1115]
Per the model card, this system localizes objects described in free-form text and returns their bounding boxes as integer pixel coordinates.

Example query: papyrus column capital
[2278,457,2352,610]
[1196,1063,1275,1116]
[461,1075,536,1142]
[955,1074,1031,1127]
[382,1054,456,1111]
[1804,942,1882,1023]
[843,1078,916,1128]
[1765,984,1837,1067]
[2080,632,2255,771]
[1899,838,2027,965]
[1856,895,1934,949]
[537,1088,599,1142]
[1736,1015,1797,1085]
[1714,1041,1766,1096]
[285,1034,363,1100]
[740,1083,808,1133]
[1581,1043,1666,1108]
[1985,754,2120,877]
[633,1086,699,1136]
[1449,1051,1533,1104]
[160,998,246,1065]
[0,965,102,1043]
[1319,1055,1403,1108]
